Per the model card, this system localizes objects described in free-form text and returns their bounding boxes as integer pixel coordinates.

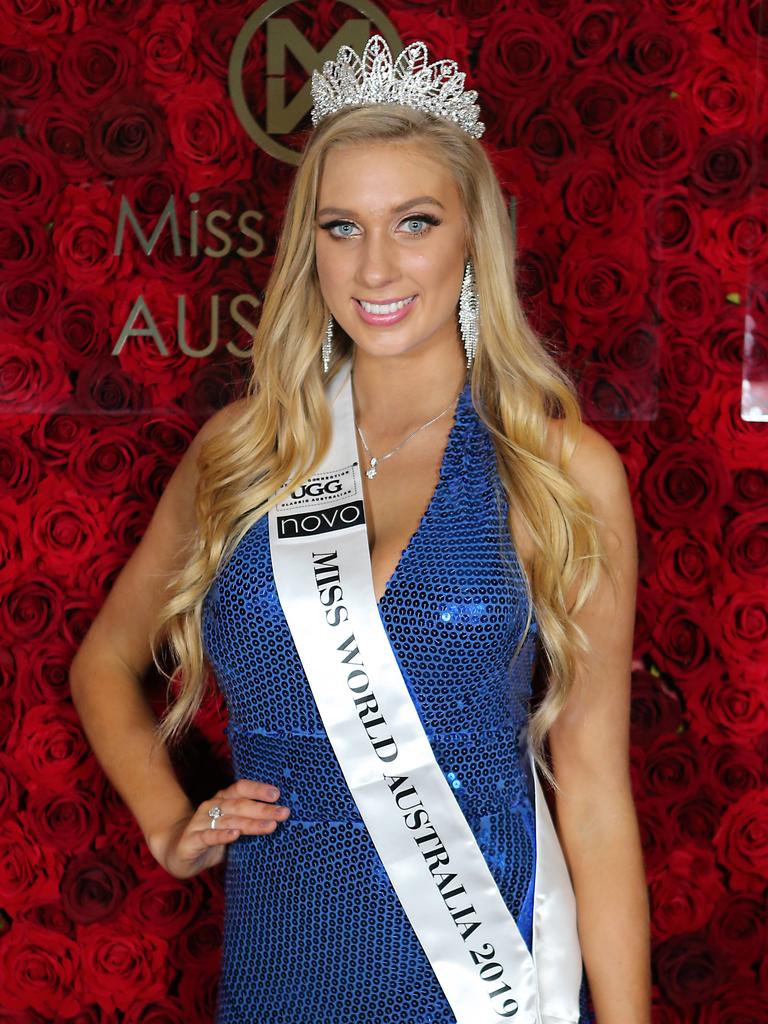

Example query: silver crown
[310,34,485,140]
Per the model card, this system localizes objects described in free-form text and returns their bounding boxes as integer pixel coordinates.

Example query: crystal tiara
[310,34,485,140]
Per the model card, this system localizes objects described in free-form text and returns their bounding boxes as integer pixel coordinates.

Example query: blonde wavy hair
[151,103,613,787]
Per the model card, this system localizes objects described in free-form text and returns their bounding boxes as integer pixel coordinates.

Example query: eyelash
[318,213,441,239]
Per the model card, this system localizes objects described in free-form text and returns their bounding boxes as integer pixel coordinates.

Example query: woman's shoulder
[512,417,626,574]
[195,396,252,447]
[545,417,627,499]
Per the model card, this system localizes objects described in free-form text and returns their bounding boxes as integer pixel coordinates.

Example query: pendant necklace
[354,378,463,480]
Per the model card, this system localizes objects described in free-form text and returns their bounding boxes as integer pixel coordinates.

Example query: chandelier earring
[323,315,333,374]
[459,259,479,369]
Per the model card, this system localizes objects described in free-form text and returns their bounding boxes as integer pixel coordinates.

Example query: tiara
[310,34,485,140]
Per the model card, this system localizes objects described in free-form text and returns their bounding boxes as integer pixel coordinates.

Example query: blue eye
[318,213,441,239]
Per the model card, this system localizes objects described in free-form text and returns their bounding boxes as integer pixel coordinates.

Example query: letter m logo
[266,19,372,134]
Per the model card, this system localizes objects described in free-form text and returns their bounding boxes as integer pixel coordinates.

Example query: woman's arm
[546,424,651,1024]
[70,400,290,877]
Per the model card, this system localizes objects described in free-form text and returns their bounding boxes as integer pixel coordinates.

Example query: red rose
[57,28,140,109]
[0,921,80,1017]
[24,99,92,183]
[689,132,758,208]
[78,923,170,1014]
[692,380,768,468]
[649,847,725,941]
[0,820,62,912]
[640,442,730,530]
[71,357,146,414]
[12,641,78,708]
[668,785,725,844]
[0,45,55,104]
[707,889,767,965]
[0,334,69,406]
[652,526,717,599]
[688,670,768,743]
[52,182,125,288]
[651,256,721,335]
[703,200,768,274]
[641,733,702,800]
[168,911,224,971]
[645,191,701,258]
[691,38,755,131]
[142,4,198,90]
[707,742,765,799]
[0,138,61,220]
[89,89,168,179]
[558,69,631,141]
[654,930,725,1007]
[16,899,75,936]
[714,789,768,891]
[166,81,251,192]
[477,11,567,106]
[617,95,697,186]
[629,667,685,745]
[566,4,626,65]
[561,155,643,233]
[615,13,691,93]
[11,703,91,790]
[0,214,49,281]
[717,0,768,61]
[138,408,195,459]
[698,976,768,1024]
[47,289,113,366]
[26,784,102,852]
[552,235,648,329]
[722,508,768,586]
[15,475,105,573]
[717,589,768,665]
[652,602,718,679]
[60,849,136,924]
[68,426,138,493]
[122,875,200,938]
[658,331,717,409]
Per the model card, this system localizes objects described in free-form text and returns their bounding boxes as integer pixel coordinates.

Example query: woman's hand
[151,779,291,879]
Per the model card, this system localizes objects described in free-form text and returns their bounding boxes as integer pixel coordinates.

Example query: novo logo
[277,500,365,538]
[229,1,402,165]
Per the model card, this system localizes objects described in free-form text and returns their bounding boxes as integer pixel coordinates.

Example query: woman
[70,35,650,1024]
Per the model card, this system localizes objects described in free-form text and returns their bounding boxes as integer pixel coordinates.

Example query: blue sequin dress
[201,381,594,1024]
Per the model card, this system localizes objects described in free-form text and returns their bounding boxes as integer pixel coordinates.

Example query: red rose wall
[0,1,766,1021]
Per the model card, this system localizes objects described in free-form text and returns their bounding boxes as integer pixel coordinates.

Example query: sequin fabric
[201,381,595,1024]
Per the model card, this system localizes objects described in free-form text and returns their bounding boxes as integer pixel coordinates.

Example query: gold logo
[229,0,402,165]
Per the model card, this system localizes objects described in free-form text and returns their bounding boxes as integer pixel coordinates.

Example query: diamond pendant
[366,457,378,479]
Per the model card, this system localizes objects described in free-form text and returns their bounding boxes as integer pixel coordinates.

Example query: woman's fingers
[200,780,291,839]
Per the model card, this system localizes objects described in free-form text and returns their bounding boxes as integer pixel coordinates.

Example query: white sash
[267,360,583,1024]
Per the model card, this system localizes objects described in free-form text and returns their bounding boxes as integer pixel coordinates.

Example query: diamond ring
[208,805,223,829]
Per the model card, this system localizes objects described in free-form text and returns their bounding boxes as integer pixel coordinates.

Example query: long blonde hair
[151,104,612,787]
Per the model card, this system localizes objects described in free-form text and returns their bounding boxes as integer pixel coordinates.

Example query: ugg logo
[283,465,358,509]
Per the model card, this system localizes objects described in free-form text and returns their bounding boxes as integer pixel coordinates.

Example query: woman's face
[314,140,467,363]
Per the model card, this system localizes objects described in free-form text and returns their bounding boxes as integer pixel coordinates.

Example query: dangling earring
[459,259,479,369]
[322,315,333,374]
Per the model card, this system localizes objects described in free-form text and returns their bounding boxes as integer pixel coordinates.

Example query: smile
[353,294,418,326]
[356,295,417,314]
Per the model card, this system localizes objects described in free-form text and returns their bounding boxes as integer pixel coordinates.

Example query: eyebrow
[316,195,445,218]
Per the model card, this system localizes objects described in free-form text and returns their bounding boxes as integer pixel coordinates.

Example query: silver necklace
[354,379,463,479]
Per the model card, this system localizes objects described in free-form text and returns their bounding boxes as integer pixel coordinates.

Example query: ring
[208,805,223,829]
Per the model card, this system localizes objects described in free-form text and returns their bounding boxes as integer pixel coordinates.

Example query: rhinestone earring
[322,315,333,374]
[459,259,479,369]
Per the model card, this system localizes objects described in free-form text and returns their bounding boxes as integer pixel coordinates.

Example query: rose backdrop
[0,1,766,1021]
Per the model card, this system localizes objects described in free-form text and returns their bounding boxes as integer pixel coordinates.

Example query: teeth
[359,296,415,315]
